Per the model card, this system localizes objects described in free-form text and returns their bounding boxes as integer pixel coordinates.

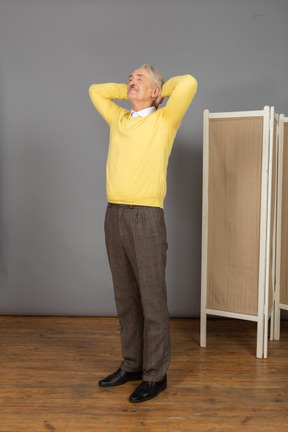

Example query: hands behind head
[155,95,164,109]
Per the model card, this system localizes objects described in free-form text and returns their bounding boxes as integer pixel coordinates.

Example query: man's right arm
[89,83,128,125]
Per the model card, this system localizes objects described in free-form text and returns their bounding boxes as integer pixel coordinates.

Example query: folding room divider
[274,115,288,340]
[200,106,278,359]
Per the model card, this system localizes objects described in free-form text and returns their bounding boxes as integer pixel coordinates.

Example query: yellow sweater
[89,75,198,208]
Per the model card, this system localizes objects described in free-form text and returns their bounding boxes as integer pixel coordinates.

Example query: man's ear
[152,86,160,98]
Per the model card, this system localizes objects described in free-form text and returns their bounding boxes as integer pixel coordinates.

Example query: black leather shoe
[129,375,167,403]
[98,368,142,387]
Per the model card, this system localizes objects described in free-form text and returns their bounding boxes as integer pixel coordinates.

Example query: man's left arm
[160,75,198,130]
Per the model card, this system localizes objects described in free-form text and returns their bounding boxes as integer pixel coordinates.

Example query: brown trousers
[104,203,171,382]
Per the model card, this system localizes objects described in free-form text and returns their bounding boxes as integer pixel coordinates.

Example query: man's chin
[127,93,137,102]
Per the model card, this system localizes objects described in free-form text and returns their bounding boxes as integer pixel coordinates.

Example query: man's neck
[132,102,154,112]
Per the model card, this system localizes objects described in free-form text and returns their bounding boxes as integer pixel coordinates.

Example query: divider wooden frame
[274,115,288,340]
[201,107,277,359]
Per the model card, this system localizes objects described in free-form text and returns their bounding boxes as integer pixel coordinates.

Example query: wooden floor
[0,317,287,432]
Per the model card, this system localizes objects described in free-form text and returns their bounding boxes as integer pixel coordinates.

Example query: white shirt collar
[131,106,156,118]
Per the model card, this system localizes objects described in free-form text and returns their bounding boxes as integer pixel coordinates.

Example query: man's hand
[155,94,164,109]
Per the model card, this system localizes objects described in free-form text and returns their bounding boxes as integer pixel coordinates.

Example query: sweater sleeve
[161,75,198,130]
[89,83,128,125]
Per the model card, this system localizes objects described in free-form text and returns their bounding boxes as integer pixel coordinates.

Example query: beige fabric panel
[207,117,263,315]
[280,123,288,305]
[268,119,277,310]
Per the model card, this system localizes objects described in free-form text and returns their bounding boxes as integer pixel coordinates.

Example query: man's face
[127,68,158,107]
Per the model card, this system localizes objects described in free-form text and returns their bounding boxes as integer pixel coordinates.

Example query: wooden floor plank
[0,317,287,432]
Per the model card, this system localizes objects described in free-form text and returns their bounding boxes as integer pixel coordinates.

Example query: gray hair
[141,64,165,89]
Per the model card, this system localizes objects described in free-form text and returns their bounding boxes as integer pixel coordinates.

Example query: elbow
[89,84,96,96]
[185,75,198,98]
[186,75,198,91]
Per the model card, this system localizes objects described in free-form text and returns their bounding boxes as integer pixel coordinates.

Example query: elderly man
[89,65,197,403]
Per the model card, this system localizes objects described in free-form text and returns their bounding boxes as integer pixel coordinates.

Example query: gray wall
[0,0,288,316]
